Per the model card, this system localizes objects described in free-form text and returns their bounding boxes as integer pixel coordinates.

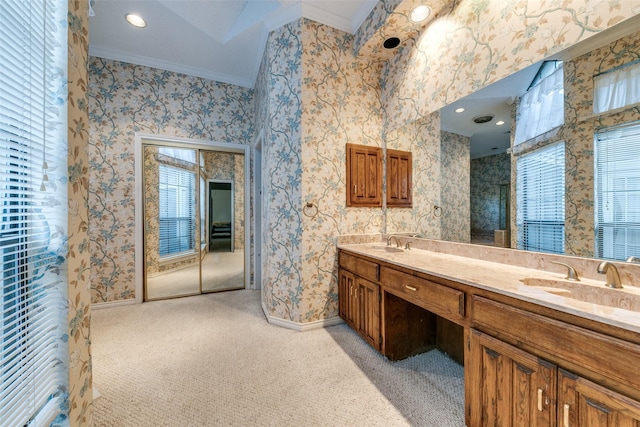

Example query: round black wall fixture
[383,37,401,49]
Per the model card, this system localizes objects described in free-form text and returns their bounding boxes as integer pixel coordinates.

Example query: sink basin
[521,277,640,311]
[371,246,404,253]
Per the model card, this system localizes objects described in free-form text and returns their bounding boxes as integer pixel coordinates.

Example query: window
[159,165,196,257]
[514,61,564,145]
[1,0,68,426]
[595,121,640,260]
[516,142,565,254]
[593,61,640,114]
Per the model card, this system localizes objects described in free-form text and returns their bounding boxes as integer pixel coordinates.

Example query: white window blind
[1,1,68,426]
[159,165,196,257]
[516,142,565,254]
[595,121,640,260]
[514,63,564,145]
[593,61,640,114]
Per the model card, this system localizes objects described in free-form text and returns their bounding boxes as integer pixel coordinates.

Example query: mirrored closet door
[142,142,246,300]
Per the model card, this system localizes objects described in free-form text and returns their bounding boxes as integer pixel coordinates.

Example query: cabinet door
[338,269,351,322]
[338,269,358,328]
[386,149,412,207]
[346,143,382,207]
[466,329,556,427]
[559,369,640,427]
[357,277,380,350]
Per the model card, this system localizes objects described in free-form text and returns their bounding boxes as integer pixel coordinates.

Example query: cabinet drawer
[471,295,640,397]
[339,251,379,283]
[380,266,465,323]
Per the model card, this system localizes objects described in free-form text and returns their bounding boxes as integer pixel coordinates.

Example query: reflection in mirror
[143,144,246,300]
[201,151,245,293]
[436,24,640,261]
[144,145,200,299]
[441,62,540,247]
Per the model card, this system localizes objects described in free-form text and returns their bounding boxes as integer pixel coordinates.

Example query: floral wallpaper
[353,0,403,55]
[385,113,442,239]
[299,20,384,322]
[354,0,451,62]
[88,58,253,303]
[470,153,510,238]
[381,0,640,134]
[67,0,93,424]
[441,131,470,243]
[254,20,304,322]
[254,19,386,323]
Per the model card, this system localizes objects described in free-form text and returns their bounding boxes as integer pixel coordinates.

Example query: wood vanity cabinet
[468,295,640,427]
[339,248,640,427]
[346,143,382,207]
[386,149,412,208]
[466,329,557,427]
[558,369,640,427]
[467,327,640,427]
[338,252,380,349]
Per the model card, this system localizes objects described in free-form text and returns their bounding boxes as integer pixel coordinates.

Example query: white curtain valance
[593,61,640,114]
[514,65,565,145]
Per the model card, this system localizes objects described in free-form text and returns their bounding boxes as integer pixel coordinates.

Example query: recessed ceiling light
[126,13,147,28]
[496,120,505,126]
[455,107,465,113]
[410,5,431,22]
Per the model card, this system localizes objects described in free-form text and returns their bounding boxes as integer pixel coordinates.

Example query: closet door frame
[134,133,250,304]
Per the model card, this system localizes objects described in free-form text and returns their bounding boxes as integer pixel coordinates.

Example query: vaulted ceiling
[89,0,378,88]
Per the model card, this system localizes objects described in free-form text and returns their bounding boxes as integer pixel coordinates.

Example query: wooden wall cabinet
[346,143,382,207]
[386,149,412,208]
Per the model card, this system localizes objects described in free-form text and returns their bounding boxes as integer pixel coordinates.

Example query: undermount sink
[520,277,640,312]
[371,246,404,253]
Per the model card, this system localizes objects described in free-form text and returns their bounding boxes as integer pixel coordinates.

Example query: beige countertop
[339,242,640,335]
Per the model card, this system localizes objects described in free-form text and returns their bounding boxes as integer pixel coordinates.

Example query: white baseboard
[92,299,137,310]
[261,302,344,331]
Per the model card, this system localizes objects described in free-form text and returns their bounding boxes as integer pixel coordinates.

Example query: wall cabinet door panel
[346,143,382,207]
[386,149,412,207]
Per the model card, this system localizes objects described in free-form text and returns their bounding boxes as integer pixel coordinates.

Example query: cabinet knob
[405,285,418,292]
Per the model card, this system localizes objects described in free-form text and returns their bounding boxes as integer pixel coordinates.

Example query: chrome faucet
[597,261,623,289]
[550,261,580,281]
[386,235,402,248]
[626,256,640,263]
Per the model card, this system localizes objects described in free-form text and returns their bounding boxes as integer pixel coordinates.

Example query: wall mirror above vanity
[385,15,640,263]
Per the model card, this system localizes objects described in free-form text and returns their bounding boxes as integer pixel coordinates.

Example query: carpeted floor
[146,251,245,299]
[91,290,465,426]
